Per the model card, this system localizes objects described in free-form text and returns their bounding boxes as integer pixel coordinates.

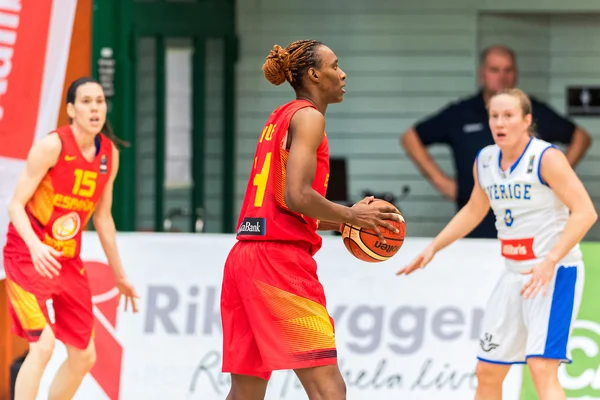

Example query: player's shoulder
[99,134,119,154]
[32,132,62,156]
[535,139,566,164]
[25,132,62,168]
[293,105,322,118]
[290,105,324,127]
[476,143,498,162]
[527,136,555,154]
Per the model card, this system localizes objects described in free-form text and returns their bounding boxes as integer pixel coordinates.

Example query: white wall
[547,14,600,239]
[235,1,600,240]
[477,14,550,101]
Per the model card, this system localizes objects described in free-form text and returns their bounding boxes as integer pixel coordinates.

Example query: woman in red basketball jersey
[221,40,401,400]
[3,77,138,400]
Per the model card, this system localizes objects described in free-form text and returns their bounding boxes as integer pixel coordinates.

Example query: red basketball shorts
[221,241,337,380]
[4,252,93,349]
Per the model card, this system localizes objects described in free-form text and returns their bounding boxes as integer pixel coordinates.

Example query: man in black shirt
[400,44,592,238]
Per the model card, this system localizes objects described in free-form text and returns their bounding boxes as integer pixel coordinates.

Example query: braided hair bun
[263,44,293,86]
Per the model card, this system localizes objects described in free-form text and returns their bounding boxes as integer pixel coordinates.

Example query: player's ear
[66,103,75,119]
[307,67,319,83]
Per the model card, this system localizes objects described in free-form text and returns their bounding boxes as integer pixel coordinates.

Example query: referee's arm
[565,126,592,168]
[400,106,455,200]
[534,100,592,168]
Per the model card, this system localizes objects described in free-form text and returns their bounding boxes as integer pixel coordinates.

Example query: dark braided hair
[66,77,129,148]
[262,40,323,90]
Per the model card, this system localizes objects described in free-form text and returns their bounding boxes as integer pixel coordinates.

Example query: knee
[314,376,346,400]
[333,379,347,400]
[69,346,96,374]
[475,362,504,387]
[29,337,55,365]
[527,358,559,384]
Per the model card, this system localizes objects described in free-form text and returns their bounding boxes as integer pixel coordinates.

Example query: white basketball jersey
[476,137,582,271]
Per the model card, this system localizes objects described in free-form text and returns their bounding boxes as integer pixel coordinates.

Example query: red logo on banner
[0,1,53,160]
[85,261,123,400]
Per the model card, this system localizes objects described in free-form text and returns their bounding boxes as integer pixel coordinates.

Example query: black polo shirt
[414,90,576,238]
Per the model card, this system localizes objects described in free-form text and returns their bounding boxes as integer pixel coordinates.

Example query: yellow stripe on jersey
[254,280,336,354]
[6,279,47,331]
[26,174,55,226]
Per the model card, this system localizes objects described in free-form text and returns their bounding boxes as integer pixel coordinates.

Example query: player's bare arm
[8,133,63,277]
[318,196,381,231]
[317,221,342,232]
[93,144,139,312]
[397,161,490,275]
[429,162,491,252]
[520,148,597,298]
[539,148,597,261]
[286,107,400,240]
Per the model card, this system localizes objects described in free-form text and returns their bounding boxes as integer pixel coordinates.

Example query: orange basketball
[341,199,406,263]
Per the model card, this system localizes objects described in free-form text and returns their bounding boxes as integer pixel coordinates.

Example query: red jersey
[236,100,330,255]
[5,125,113,259]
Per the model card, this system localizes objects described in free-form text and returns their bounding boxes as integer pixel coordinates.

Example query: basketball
[341,199,406,263]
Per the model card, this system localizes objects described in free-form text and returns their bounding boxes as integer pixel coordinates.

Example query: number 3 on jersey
[253,152,272,207]
[504,209,514,227]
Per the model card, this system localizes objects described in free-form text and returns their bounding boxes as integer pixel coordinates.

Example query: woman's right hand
[348,196,402,243]
[29,241,62,279]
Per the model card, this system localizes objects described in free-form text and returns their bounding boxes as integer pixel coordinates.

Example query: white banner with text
[37,233,523,400]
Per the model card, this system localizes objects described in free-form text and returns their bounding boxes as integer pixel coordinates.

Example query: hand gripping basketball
[342,197,406,263]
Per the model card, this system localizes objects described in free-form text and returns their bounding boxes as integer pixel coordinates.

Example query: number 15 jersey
[236,100,330,256]
[5,125,113,259]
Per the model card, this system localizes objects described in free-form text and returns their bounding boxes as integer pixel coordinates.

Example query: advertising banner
[0,0,77,278]
[38,234,525,399]
[520,242,600,400]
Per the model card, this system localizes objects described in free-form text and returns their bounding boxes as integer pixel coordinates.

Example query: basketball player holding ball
[398,88,597,400]
[3,77,139,400]
[221,40,401,399]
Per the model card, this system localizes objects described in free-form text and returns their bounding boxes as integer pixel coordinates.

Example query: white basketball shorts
[477,262,584,365]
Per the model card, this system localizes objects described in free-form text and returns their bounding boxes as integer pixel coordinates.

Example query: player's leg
[526,358,564,400]
[48,340,96,400]
[226,374,269,400]
[13,325,56,400]
[221,242,270,399]
[475,270,527,399]
[473,361,510,400]
[294,364,346,400]
[239,242,341,394]
[47,259,96,399]
[523,262,584,400]
[4,259,58,400]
